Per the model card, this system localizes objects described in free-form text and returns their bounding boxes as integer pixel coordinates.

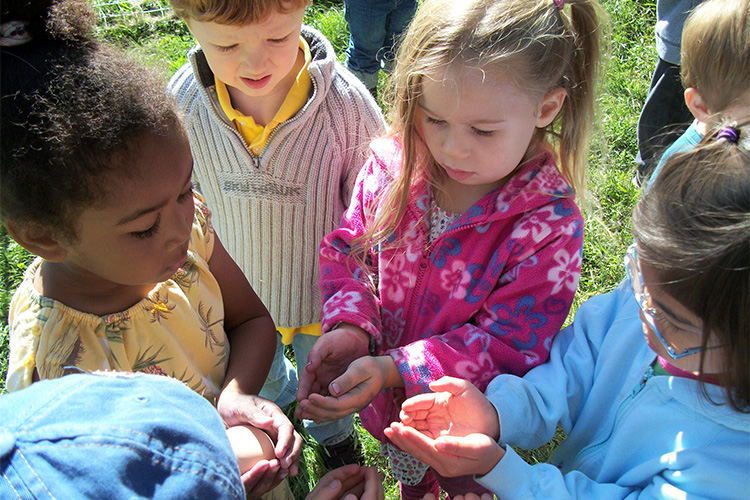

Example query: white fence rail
[93,0,173,26]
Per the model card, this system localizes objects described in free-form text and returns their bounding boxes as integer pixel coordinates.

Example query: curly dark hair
[1,0,183,239]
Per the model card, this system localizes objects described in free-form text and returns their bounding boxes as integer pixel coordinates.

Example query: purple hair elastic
[553,0,565,9]
[717,126,740,143]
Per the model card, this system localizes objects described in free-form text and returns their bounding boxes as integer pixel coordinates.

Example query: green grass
[0,0,654,497]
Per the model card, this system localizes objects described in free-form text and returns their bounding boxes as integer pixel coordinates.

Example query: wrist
[377,355,403,389]
[337,322,372,354]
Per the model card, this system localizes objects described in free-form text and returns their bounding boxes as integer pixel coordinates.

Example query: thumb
[308,478,342,500]
[428,376,471,395]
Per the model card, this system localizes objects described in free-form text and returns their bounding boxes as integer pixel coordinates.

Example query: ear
[4,219,68,262]
[684,87,712,123]
[536,88,567,128]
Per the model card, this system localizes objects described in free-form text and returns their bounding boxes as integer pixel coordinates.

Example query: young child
[0,1,301,496]
[646,0,749,187]
[167,0,387,467]
[343,0,418,97]
[386,123,750,499]
[296,0,603,497]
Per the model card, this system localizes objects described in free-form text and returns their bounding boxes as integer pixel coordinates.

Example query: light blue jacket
[478,281,750,499]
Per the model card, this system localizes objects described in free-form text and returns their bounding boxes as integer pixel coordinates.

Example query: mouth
[166,241,190,274]
[442,164,473,181]
[240,75,271,89]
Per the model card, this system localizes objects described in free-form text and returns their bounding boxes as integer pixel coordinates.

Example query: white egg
[225,425,276,473]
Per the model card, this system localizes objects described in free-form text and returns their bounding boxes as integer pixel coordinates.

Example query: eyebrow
[417,101,505,125]
[116,167,193,226]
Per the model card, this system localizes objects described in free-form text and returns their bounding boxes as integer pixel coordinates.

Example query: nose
[166,200,194,249]
[441,128,470,160]
[241,46,265,74]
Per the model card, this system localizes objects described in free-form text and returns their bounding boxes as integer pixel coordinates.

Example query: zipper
[401,218,484,337]
[569,364,655,465]
[198,63,320,172]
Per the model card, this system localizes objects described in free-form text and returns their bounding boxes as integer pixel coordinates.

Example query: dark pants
[635,58,694,183]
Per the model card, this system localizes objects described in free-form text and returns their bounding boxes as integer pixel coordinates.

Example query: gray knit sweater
[169,26,386,329]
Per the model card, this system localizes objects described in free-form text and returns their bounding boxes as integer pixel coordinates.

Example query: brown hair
[681,0,750,113]
[632,122,750,413]
[169,0,309,25]
[358,0,604,253]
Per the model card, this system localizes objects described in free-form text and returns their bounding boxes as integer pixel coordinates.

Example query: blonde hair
[169,0,309,25]
[361,0,603,251]
[681,0,750,113]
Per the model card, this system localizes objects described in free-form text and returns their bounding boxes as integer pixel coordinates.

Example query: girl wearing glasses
[384,123,749,499]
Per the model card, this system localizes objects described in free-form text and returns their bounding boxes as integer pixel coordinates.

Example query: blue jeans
[635,58,693,182]
[259,332,354,446]
[344,0,418,90]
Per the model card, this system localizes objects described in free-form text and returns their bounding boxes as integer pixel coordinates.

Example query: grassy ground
[0,0,655,498]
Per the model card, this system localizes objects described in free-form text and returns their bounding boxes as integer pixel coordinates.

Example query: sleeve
[477,430,748,500]
[189,194,216,263]
[5,284,40,392]
[484,285,636,450]
[390,197,585,398]
[319,155,386,345]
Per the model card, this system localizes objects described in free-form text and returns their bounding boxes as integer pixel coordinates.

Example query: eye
[130,214,161,239]
[425,116,445,125]
[472,127,495,137]
[269,35,290,44]
[215,44,238,53]
[178,186,194,203]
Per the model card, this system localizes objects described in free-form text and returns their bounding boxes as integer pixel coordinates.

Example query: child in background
[296,0,603,497]
[0,1,301,496]
[646,0,750,187]
[167,0,386,468]
[343,0,418,97]
[387,123,750,499]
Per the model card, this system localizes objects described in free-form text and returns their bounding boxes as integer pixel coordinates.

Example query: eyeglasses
[624,244,722,360]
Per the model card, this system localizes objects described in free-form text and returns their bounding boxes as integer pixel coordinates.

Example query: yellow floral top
[5,196,229,402]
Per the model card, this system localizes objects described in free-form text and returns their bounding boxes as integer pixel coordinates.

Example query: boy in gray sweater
[168,0,386,473]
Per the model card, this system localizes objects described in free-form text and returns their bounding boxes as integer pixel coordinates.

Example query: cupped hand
[297,355,400,422]
[385,422,504,478]
[398,377,500,440]
[296,324,370,403]
[306,464,384,500]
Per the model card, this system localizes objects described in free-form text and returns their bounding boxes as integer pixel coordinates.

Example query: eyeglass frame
[624,243,722,360]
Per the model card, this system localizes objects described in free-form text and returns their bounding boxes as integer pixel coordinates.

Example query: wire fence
[92,0,174,27]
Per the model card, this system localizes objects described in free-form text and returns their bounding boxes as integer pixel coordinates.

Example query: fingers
[297,351,321,401]
[307,465,363,500]
[384,422,438,463]
[357,466,384,500]
[241,459,282,499]
[428,376,471,394]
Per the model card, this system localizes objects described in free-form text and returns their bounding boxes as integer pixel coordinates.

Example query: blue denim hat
[0,372,245,499]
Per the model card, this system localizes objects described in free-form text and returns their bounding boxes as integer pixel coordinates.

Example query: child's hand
[385,422,504,478]
[296,324,370,403]
[398,377,501,440]
[297,355,401,422]
[382,376,504,478]
[422,494,494,500]
[306,464,384,500]
[217,389,303,492]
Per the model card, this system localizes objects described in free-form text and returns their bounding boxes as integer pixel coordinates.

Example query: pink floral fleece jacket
[319,137,584,442]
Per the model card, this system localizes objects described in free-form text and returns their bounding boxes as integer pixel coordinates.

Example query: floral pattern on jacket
[319,137,584,441]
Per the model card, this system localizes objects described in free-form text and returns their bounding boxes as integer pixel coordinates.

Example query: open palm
[398,376,500,440]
